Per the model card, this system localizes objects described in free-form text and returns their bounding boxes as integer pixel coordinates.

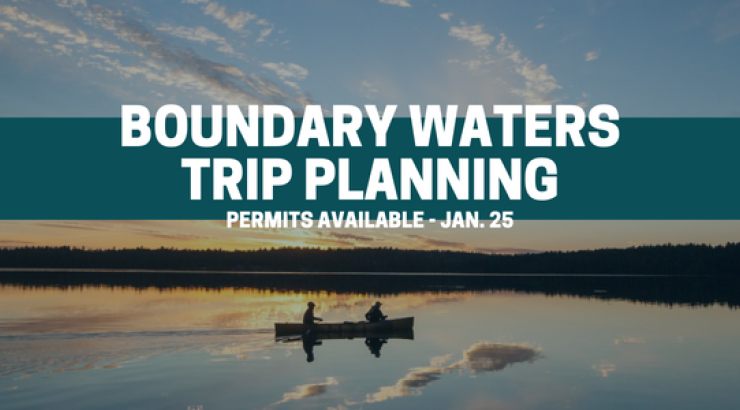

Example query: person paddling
[303,302,323,335]
[365,301,387,323]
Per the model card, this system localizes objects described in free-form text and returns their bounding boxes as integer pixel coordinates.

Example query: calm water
[1,273,739,409]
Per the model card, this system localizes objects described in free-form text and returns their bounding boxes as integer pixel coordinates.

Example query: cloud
[0,5,88,46]
[400,234,540,254]
[364,342,541,403]
[0,20,19,35]
[536,23,545,29]
[275,377,338,404]
[442,17,563,104]
[262,62,308,81]
[56,0,87,8]
[82,5,300,106]
[33,221,108,231]
[449,23,494,48]
[25,221,212,242]
[156,24,236,56]
[89,8,271,102]
[439,12,453,21]
[0,240,34,245]
[359,79,379,98]
[256,26,273,43]
[424,238,467,248]
[447,58,495,72]
[183,0,256,33]
[403,234,467,250]
[0,2,312,109]
[379,0,411,8]
[585,50,600,61]
[496,33,561,104]
[322,232,375,242]
[472,247,542,255]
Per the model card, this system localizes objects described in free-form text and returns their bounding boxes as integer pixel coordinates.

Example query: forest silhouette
[0,242,738,275]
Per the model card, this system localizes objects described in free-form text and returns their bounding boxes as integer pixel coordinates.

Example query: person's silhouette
[365,338,387,358]
[302,333,320,362]
[365,301,387,323]
[303,301,323,329]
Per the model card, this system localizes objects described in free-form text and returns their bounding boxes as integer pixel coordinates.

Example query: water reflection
[302,333,319,363]
[3,271,740,309]
[272,340,542,406]
[0,285,460,335]
[275,377,338,405]
[1,277,740,410]
[285,330,413,363]
[365,338,387,358]
[363,342,542,403]
[0,330,282,381]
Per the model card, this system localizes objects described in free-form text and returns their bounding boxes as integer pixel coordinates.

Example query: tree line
[0,242,738,275]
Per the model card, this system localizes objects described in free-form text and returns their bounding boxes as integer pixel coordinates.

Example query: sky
[1,0,739,252]
[1,0,740,117]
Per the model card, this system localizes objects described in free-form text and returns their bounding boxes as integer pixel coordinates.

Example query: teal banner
[0,118,738,220]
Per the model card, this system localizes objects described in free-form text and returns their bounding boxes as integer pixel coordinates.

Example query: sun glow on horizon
[1,220,740,254]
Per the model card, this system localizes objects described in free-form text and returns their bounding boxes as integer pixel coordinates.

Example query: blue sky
[1,0,739,117]
[1,0,740,252]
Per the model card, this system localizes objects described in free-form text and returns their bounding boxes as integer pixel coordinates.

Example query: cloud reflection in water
[274,377,339,405]
[364,342,542,403]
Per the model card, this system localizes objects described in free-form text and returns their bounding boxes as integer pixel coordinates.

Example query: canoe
[276,328,414,342]
[275,317,414,337]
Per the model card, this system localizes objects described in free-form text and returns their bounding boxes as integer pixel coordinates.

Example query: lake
[1,272,739,409]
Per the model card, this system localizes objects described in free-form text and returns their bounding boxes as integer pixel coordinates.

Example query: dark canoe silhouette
[275,317,414,337]
[276,328,414,342]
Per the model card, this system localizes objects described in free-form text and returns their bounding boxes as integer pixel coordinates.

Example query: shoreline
[0,268,680,277]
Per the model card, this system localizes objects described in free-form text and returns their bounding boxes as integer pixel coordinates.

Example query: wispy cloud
[379,0,411,8]
[262,61,309,92]
[256,26,273,43]
[262,62,308,81]
[0,240,35,248]
[422,238,467,248]
[439,12,453,21]
[359,79,379,98]
[0,1,312,110]
[320,232,375,242]
[0,5,80,41]
[26,221,211,241]
[87,5,284,105]
[449,23,495,48]
[585,50,600,61]
[156,24,237,56]
[473,247,542,255]
[403,234,540,254]
[442,17,562,104]
[183,0,256,34]
[496,33,562,104]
